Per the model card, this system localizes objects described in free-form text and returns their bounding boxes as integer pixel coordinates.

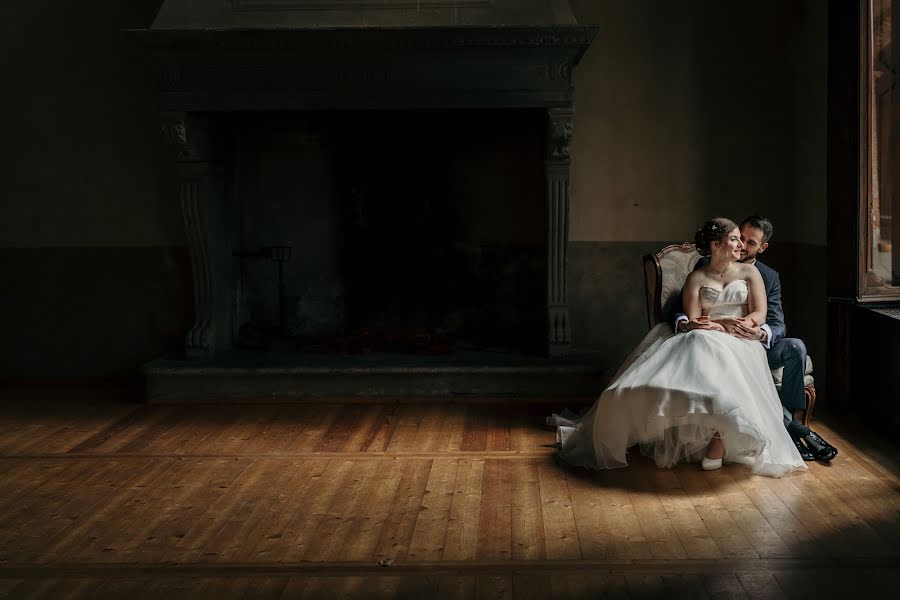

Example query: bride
[550,218,806,478]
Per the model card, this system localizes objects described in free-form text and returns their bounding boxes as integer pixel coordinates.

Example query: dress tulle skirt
[549,324,806,478]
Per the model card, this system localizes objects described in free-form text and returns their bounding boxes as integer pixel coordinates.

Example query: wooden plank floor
[0,390,898,598]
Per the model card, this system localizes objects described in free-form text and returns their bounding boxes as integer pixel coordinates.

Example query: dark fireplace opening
[234,109,548,356]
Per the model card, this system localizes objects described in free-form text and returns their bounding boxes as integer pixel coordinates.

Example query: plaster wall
[569,0,826,246]
[0,1,181,247]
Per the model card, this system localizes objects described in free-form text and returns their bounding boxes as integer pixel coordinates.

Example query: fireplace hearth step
[142,351,607,403]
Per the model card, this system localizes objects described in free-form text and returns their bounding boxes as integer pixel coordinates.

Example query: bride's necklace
[711,263,732,278]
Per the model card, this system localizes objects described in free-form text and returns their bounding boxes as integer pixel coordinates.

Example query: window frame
[860,0,900,300]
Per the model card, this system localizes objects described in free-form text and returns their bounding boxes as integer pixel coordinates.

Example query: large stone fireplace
[134,0,599,400]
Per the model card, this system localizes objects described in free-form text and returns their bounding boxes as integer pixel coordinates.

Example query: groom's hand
[716,316,745,334]
[732,325,761,340]
[721,317,762,340]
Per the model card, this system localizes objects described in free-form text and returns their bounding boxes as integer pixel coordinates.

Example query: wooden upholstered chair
[642,243,816,426]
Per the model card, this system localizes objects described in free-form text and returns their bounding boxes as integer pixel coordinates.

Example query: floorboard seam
[1,557,898,576]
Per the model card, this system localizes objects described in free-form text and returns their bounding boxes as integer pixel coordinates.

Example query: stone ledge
[143,350,607,402]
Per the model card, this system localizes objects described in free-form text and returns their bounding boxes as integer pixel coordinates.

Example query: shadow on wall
[762,243,828,400]
[568,241,670,372]
[0,1,188,380]
[0,247,193,380]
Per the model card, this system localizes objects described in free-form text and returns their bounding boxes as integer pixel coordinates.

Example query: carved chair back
[642,243,701,329]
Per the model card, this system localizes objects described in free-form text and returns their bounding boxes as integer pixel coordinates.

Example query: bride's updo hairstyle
[694,217,738,256]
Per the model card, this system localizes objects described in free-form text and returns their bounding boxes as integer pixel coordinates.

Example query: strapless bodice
[700,279,749,319]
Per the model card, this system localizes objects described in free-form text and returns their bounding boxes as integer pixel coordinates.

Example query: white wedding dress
[550,279,806,478]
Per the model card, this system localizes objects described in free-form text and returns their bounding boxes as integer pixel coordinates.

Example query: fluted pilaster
[546,107,573,355]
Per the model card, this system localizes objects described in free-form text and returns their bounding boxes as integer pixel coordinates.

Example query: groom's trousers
[766,337,808,426]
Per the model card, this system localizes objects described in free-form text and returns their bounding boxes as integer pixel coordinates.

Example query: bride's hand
[685,316,726,332]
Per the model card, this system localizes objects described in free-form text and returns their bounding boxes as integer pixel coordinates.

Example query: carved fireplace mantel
[128,26,597,111]
[130,0,597,358]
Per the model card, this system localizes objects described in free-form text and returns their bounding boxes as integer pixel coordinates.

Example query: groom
[674,215,838,462]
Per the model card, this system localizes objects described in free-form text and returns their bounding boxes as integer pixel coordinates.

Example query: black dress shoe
[802,430,838,462]
[790,433,815,461]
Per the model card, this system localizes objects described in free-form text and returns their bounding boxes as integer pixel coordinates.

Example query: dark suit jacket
[672,256,786,346]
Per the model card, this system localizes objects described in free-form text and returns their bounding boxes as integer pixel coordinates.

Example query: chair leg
[803,383,817,427]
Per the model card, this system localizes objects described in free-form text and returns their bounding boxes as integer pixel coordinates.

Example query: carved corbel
[161,113,229,359]
[548,107,574,161]
[160,112,214,162]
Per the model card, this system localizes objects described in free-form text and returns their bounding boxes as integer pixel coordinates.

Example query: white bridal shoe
[702,433,724,470]
[701,457,723,471]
